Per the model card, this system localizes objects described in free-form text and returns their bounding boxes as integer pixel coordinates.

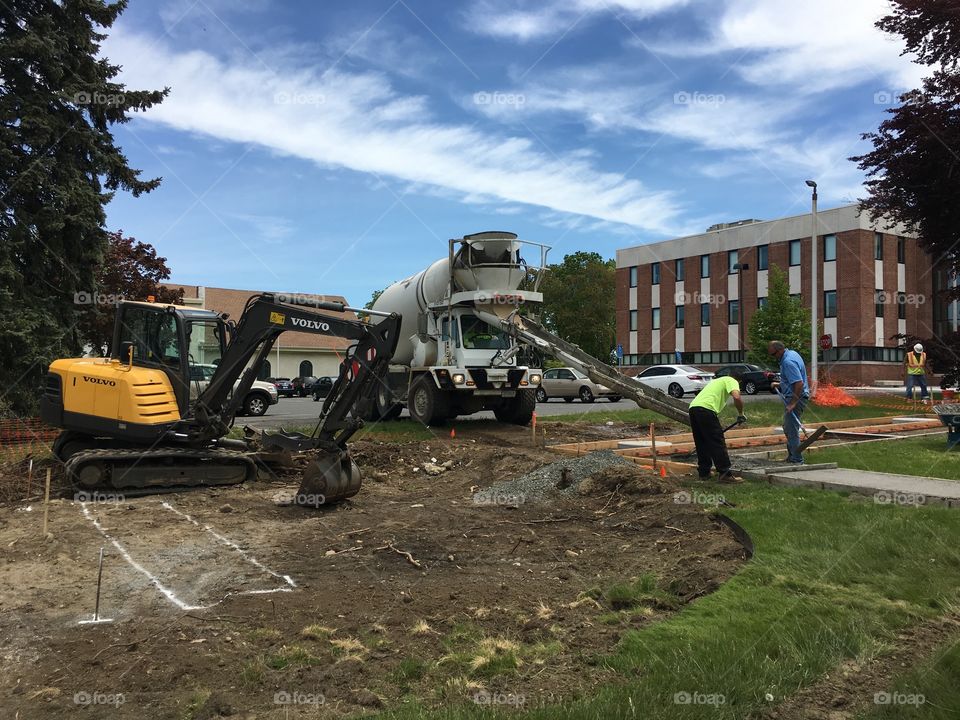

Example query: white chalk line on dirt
[79,502,295,613]
[160,501,296,588]
[80,503,202,611]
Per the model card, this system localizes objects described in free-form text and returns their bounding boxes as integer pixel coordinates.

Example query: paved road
[242,391,781,430]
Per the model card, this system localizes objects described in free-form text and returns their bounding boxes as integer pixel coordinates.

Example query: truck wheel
[376,384,402,421]
[409,376,449,426]
[493,389,536,425]
[244,393,269,416]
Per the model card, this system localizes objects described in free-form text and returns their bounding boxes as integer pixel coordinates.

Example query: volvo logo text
[82,376,117,386]
[290,318,331,332]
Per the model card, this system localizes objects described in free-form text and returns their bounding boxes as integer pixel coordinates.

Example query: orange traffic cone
[659,465,667,478]
[450,428,456,439]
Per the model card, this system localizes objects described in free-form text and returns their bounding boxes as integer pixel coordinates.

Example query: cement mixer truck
[364,231,550,426]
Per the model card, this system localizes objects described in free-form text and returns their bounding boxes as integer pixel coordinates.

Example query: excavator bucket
[296,449,363,505]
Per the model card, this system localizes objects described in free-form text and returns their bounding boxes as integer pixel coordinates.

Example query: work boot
[717,471,743,485]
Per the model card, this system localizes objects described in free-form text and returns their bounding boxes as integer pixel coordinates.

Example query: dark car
[292,376,316,397]
[714,363,780,395]
[267,377,296,398]
[311,376,337,401]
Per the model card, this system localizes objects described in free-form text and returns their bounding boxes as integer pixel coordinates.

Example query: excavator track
[64,447,258,495]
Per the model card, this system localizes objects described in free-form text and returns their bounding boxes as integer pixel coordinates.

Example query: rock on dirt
[478,450,638,502]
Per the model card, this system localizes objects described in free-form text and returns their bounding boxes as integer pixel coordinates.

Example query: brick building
[615,204,955,385]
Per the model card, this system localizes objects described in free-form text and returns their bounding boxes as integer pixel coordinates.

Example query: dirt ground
[0,422,746,719]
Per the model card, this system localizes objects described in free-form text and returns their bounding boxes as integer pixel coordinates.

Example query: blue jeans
[783,396,808,463]
[905,374,928,399]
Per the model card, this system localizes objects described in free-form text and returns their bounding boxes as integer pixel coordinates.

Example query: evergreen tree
[746,265,812,366]
[0,0,167,413]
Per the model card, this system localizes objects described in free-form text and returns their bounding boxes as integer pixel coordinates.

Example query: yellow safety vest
[906,351,926,375]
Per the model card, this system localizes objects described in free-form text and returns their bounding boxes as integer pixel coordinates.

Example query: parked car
[633,365,713,398]
[536,367,621,403]
[292,375,316,397]
[267,377,296,398]
[713,363,780,395]
[311,376,338,401]
[189,364,279,416]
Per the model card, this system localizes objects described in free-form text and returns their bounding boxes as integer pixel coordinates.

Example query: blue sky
[104,0,922,305]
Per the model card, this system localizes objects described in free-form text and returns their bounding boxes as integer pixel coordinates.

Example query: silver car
[536,367,621,403]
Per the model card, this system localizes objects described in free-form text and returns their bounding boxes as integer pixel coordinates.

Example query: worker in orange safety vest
[904,343,929,402]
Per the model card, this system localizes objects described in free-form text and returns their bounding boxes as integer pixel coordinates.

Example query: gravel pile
[476,450,635,504]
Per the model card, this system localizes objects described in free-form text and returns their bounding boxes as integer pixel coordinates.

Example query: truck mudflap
[476,309,692,427]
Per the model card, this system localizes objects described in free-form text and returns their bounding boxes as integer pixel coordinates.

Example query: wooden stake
[94,547,105,621]
[531,411,537,445]
[650,422,657,470]
[26,458,33,498]
[42,468,51,535]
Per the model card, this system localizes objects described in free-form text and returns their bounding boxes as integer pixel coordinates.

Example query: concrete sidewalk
[750,466,960,508]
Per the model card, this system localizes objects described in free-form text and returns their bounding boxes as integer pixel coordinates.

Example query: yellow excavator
[40,293,400,504]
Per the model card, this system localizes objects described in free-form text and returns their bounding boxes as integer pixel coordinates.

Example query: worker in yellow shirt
[904,343,930,402]
[688,371,746,483]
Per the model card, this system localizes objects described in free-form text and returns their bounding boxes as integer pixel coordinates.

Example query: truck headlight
[452,373,466,385]
[529,374,541,385]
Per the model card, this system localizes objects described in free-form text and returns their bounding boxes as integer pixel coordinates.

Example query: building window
[675,305,684,328]
[257,360,271,380]
[824,290,837,318]
[874,232,883,260]
[728,299,739,325]
[789,239,801,266]
[897,236,906,264]
[298,360,313,377]
[675,258,685,281]
[652,307,661,330]
[651,262,661,285]
[700,254,710,278]
[898,292,906,320]
[757,244,769,271]
[629,310,637,331]
[728,250,739,274]
[875,290,884,318]
[700,303,710,326]
[823,234,836,262]
[758,296,768,309]
[629,266,637,288]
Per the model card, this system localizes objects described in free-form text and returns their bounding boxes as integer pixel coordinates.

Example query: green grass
[809,434,959,480]
[540,398,909,429]
[857,633,960,719]
[376,482,960,719]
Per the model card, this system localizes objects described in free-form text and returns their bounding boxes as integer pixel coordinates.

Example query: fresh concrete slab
[617,439,674,449]
[764,467,960,508]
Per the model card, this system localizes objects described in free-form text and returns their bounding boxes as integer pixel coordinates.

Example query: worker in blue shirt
[768,340,810,464]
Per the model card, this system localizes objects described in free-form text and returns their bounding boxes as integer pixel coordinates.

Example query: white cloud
[104,32,684,233]
[464,0,691,42]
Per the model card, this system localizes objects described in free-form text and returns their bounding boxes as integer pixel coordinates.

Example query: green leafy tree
[76,231,183,356]
[746,265,812,366]
[0,0,167,413]
[538,251,616,361]
[852,0,960,280]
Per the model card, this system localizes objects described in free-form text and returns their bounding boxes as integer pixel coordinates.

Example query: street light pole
[734,262,749,358]
[806,179,818,396]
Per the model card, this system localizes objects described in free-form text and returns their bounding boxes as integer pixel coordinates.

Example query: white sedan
[633,365,714,399]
